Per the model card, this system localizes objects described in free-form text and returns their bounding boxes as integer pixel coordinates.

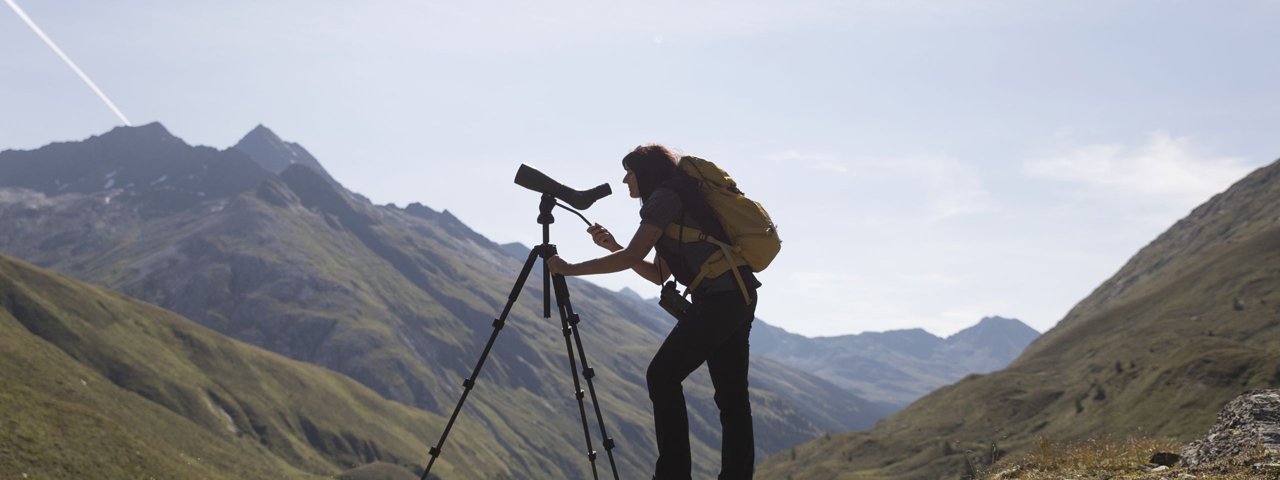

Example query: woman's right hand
[587,223,623,252]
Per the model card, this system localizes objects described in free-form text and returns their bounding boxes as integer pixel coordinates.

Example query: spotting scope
[514,164,611,210]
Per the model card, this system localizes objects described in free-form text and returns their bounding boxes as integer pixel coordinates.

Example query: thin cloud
[1023,132,1251,201]
[325,0,1011,56]
[767,150,850,173]
[869,154,998,221]
[778,269,990,337]
[767,150,997,222]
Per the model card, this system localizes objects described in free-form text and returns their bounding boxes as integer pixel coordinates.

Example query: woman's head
[622,144,680,201]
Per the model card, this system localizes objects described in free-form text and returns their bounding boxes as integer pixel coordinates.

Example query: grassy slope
[758,160,1280,479]
[0,253,507,479]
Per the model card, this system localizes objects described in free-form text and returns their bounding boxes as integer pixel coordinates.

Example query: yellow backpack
[664,156,781,304]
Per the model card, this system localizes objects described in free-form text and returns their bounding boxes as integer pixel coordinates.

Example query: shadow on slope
[0,253,505,479]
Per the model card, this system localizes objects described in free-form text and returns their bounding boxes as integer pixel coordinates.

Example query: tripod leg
[420,247,542,480]
[552,273,621,480]
[550,272,601,480]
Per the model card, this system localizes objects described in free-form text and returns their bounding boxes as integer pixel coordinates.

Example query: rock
[1150,465,1169,472]
[1182,389,1280,466]
[1150,451,1181,466]
[990,466,1020,479]
[1234,298,1246,311]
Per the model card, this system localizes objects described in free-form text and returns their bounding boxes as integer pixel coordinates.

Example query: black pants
[647,289,757,479]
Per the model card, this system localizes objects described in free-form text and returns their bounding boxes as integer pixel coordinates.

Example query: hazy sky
[4,1,1279,337]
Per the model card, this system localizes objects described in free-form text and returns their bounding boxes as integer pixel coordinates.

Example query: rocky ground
[986,389,1280,480]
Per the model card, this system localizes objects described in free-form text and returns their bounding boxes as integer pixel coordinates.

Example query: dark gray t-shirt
[639,187,759,295]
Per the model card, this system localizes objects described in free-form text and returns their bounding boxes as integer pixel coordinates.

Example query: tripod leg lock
[575,389,585,400]
[588,450,598,461]
[492,318,505,329]
[429,446,441,457]
[583,367,595,380]
[568,313,581,326]
[562,327,572,337]
[463,378,476,389]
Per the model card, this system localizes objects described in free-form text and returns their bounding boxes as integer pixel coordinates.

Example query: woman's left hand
[547,255,574,276]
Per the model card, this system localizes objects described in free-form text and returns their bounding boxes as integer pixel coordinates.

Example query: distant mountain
[0,124,886,478]
[231,124,336,185]
[753,316,1040,408]
[0,122,271,218]
[498,241,532,260]
[759,157,1280,479]
[0,252,507,479]
[944,316,1042,372]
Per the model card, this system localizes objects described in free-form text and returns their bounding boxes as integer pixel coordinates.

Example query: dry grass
[983,436,1280,480]
[993,436,1180,477]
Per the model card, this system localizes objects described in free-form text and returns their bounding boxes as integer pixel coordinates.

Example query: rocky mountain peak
[93,122,182,146]
[947,316,1039,343]
[943,316,1040,371]
[232,125,336,185]
[242,124,281,143]
[403,202,441,221]
[0,122,267,201]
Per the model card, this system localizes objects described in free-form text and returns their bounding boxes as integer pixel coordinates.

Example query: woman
[548,144,761,479]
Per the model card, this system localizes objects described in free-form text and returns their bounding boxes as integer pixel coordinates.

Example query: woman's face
[623,167,639,198]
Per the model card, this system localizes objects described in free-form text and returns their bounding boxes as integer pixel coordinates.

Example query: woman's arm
[549,224,664,277]
[585,223,670,285]
[630,255,671,285]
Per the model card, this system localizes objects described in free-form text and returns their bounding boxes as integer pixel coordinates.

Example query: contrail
[6,0,132,126]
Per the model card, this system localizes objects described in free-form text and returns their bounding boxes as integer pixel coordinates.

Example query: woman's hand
[547,255,574,276]
[551,224,661,277]
[587,223,622,252]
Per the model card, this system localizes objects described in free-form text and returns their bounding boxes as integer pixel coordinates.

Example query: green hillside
[758,159,1280,479]
[0,253,505,479]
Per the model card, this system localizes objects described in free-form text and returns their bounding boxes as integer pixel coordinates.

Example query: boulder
[1149,451,1180,467]
[1182,390,1280,466]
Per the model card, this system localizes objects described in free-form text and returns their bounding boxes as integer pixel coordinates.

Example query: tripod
[421,193,620,480]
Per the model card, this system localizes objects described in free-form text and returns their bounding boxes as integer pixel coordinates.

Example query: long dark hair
[622,144,726,239]
[622,144,682,202]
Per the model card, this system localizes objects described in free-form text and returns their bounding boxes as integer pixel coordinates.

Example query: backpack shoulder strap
[682,242,752,305]
[664,223,707,243]
[664,222,753,304]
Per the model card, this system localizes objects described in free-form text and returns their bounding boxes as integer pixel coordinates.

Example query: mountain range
[758,155,1280,478]
[0,123,1039,478]
[753,316,1040,408]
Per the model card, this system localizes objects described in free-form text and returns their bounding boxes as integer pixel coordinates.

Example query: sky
[3,0,1279,338]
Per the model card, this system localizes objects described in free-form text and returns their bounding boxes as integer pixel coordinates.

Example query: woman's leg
[647,324,709,479]
[647,292,755,479]
[705,293,756,479]
[706,320,754,478]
